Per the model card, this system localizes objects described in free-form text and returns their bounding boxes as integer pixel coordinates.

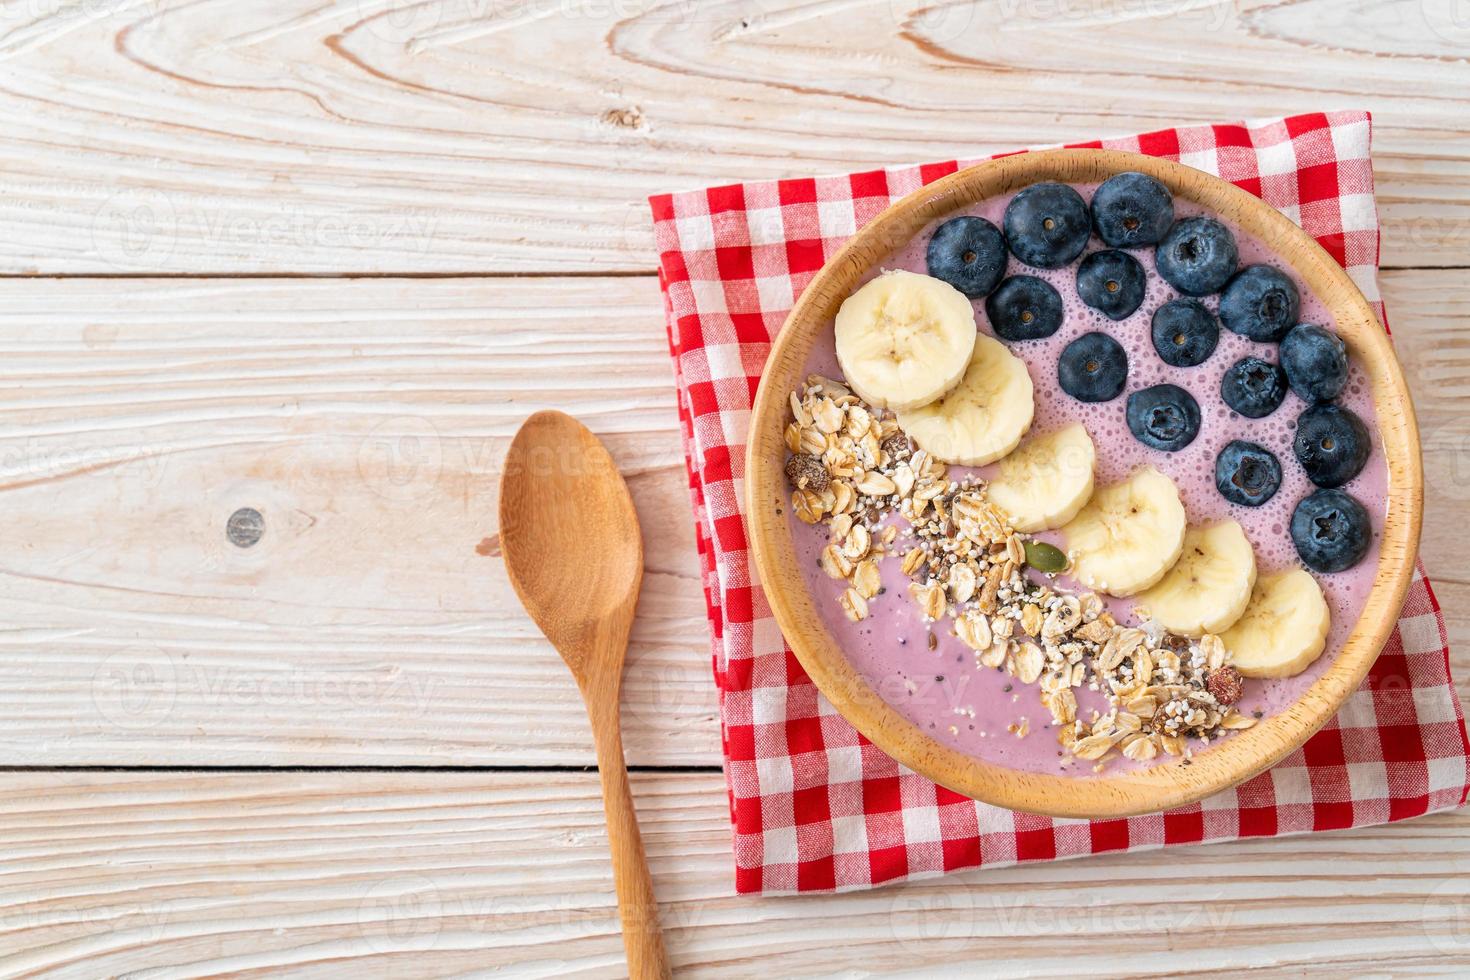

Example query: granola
[786,375,1255,769]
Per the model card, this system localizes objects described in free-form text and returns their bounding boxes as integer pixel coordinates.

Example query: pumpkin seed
[1022,540,1069,573]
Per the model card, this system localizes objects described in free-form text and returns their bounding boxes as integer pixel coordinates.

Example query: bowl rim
[745,148,1423,819]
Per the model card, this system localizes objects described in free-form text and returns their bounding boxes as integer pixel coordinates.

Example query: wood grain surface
[0,276,720,767]
[0,0,1466,973]
[0,0,1463,273]
[0,771,1464,977]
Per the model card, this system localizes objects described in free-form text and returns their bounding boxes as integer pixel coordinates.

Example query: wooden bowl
[746,148,1422,819]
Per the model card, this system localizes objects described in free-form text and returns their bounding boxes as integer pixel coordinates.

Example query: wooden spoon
[499,410,671,980]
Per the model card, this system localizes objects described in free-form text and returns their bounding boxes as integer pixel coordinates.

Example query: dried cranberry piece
[1207,666,1244,706]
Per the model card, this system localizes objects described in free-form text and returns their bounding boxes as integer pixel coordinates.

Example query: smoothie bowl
[746,149,1421,819]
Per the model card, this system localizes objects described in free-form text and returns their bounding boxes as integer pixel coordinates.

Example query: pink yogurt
[788,185,1387,776]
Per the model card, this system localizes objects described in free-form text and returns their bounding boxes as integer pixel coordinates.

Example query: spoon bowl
[501,411,643,672]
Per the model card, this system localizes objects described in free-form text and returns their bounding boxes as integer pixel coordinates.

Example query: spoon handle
[589,701,671,979]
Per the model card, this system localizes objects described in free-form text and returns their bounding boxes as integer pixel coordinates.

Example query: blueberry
[926,216,1007,299]
[1126,383,1201,452]
[1291,488,1372,573]
[1090,171,1174,248]
[1076,249,1146,321]
[1215,440,1282,507]
[1293,403,1371,488]
[1155,217,1238,296]
[1221,356,1287,419]
[1218,265,1300,342]
[1003,182,1090,269]
[1151,298,1219,367]
[984,275,1063,342]
[1058,332,1128,403]
[1280,322,1349,403]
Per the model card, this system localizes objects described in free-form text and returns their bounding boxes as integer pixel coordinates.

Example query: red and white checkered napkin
[650,111,1470,895]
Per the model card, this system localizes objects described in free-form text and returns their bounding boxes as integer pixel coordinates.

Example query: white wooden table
[0,1,1467,974]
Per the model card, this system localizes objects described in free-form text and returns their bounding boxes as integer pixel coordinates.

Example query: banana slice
[1060,466,1186,597]
[987,423,1096,532]
[834,269,978,412]
[895,333,1034,465]
[1135,521,1257,637]
[1221,569,1331,678]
